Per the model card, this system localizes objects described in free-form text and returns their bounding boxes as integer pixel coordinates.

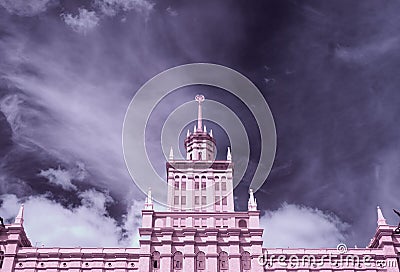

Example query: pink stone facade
[0,96,399,271]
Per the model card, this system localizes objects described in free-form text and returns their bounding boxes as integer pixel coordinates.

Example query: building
[0,95,399,272]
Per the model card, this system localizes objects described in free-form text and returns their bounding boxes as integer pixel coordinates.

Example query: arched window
[238,219,247,228]
[241,251,251,270]
[196,251,205,270]
[151,251,160,270]
[218,251,229,270]
[173,251,183,270]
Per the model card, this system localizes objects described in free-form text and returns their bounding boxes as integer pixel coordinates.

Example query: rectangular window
[215,182,219,190]
[202,218,207,227]
[174,196,179,205]
[222,197,227,205]
[173,218,179,227]
[181,181,186,190]
[195,182,199,190]
[201,182,206,190]
[215,196,220,205]
[202,196,207,205]
[195,196,200,205]
[180,218,186,227]
[221,182,226,191]
[181,196,186,205]
[174,181,179,189]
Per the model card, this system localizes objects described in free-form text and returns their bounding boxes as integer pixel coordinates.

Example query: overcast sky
[0,0,399,248]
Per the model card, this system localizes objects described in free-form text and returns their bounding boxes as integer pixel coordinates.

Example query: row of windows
[151,251,251,271]
[173,196,228,205]
[158,218,247,228]
[173,175,228,181]
[174,181,227,191]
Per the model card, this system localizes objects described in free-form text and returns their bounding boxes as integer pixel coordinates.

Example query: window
[201,196,206,205]
[215,182,219,190]
[195,196,200,205]
[238,219,247,228]
[195,182,199,190]
[151,251,160,270]
[215,196,220,205]
[241,251,251,270]
[175,181,179,189]
[174,196,179,205]
[219,251,229,270]
[196,251,205,270]
[181,182,186,190]
[173,252,183,270]
[201,182,206,190]
[180,218,186,227]
[181,196,186,205]
[198,152,202,160]
[221,182,226,191]
[222,197,227,205]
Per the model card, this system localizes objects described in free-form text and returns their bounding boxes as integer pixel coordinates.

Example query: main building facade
[0,96,399,271]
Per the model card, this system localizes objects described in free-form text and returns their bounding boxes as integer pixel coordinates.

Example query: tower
[139,95,264,272]
[166,94,234,212]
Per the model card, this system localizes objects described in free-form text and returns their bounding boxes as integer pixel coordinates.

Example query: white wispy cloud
[38,164,86,191]
[0,0,56,16]
[62,8,100,34]
[95,0,154,17]
[261,203,349,248]
[0,192,143,247]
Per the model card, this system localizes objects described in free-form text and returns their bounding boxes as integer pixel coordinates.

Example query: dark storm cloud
[0,0,398,247]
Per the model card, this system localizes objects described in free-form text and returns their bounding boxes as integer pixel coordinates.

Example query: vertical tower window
[173,251,183,270]
[195,182,199,190]
[181,182,186,190]
[241,251,251,270]
[198,152,202,160]
[196,251,206,270]
[174,196,179,205]
[201,196,206,205]
[181,196,186,205]
[222,197,227,205]
[221,182,226,191]
[174,181,179,189]
[195,196,200,205]
[201,182,206,190]
[151,251,160,270]
[219,251,229,270]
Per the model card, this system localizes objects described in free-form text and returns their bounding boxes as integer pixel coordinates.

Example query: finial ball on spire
[195,94,205,103]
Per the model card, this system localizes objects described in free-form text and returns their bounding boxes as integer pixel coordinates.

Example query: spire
[187,129,190,138]
[377,206,387,226]
[14,204,24,225]
[194,125,197,133]
[210,129,213,138]
[195,94,205,132]
[145,188,153,210]
[204,125,207,133]
[248,189,257,211]
[169,146,174,160]
[227,147,232,161]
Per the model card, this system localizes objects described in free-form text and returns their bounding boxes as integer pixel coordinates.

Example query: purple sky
[0,0,399,248]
